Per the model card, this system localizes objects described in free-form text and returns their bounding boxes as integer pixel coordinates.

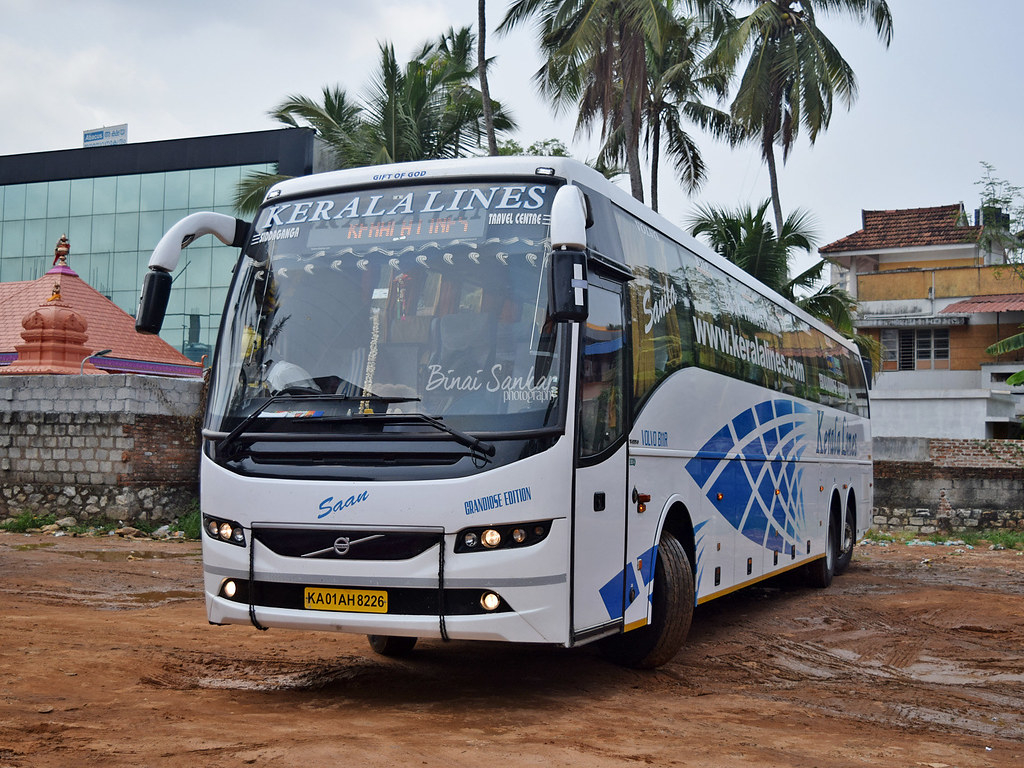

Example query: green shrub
[0,511,57,532]
[958,529,1024,550]
[177,501,202,540]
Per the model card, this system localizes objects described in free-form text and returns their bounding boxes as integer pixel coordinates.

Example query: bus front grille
[253,528,439,561]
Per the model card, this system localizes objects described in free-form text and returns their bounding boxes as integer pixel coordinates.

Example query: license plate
[304,587,388,613]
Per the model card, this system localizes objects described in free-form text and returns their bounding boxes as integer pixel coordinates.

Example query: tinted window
[609,203,867,416]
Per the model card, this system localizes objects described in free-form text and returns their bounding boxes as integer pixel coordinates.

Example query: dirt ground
[1,532,1022,768]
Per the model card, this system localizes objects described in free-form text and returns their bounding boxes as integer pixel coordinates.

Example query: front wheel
[367,634,418,657]
[600,531,694,669]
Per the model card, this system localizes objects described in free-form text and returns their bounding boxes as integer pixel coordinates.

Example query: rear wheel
[806,511,838,588]
[834,504,856,576]
[600,531,694,669]
[367,634,418,657]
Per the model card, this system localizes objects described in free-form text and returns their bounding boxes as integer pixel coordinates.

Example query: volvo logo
[301,534,385,558]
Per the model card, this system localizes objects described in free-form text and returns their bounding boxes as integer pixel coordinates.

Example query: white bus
[137,156,871,668]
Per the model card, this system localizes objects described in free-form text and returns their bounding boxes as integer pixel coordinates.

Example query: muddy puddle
[60,548,198,562]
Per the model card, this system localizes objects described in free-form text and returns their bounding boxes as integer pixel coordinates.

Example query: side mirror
[549,249,588,322]
[550,185,588,251]
[135,269,172,335]
[548,184,590,323]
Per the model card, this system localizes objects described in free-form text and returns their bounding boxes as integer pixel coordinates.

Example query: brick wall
[0,374,203,523]
[873,437,1024,534]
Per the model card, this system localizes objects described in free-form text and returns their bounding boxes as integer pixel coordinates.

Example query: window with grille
[881,328,949,370]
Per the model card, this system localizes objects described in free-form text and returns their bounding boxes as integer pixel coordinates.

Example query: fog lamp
[223,580,237,598]
[481,529,502,548]
[480,592,501,611]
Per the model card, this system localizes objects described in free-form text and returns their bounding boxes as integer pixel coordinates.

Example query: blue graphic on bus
[685,400,812,555]
[598,543,658,619]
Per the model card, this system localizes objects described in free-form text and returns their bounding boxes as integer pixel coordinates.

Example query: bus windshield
[206,181,565,436]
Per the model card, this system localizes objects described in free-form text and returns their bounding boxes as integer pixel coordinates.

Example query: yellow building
[822,204,1024,439]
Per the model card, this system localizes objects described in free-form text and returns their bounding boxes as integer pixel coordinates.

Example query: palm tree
[499,0,668,203]
[643,11,737,211]
[269,85,369,167]
[986,332,1024,386]
[712,1,893,233]
[235,85,367,212]
[689,199,809,299]
[478,0,499,155]
[234,27,514,215]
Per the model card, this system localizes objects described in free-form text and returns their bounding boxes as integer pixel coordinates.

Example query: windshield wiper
[396,413,496,458]
[214,397,495,461]
[215,392,421,456]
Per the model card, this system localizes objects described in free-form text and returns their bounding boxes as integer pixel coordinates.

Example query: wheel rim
[842,514,855,555]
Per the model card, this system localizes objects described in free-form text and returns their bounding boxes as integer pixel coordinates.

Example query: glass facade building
[0,129,315,359]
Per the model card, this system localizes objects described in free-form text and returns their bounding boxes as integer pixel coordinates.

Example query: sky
[1,0,1022,264]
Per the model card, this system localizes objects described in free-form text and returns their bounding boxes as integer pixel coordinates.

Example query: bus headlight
[454,520,552,553]
[203,514,246,547]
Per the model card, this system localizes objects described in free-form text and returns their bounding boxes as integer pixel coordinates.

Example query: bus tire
[367,634,418,657]
[834,504,855,576]
[806,511,838,588]
[599,531,694,669]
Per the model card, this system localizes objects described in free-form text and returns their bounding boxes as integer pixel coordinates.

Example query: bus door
[571,277,630,640]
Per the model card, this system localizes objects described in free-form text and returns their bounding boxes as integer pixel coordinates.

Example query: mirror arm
[136,212,250,335]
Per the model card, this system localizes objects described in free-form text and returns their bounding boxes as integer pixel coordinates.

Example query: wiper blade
[402,413,496,458]
[216,392,422,455]
[216,394,285,456]
[214,395,494,460]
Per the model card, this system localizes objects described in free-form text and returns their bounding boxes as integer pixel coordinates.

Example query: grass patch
[864,528,900,543]
[2,501,201,541]
[0,511,57,533]
[958,529,1024,549]
[866,527,1024,549]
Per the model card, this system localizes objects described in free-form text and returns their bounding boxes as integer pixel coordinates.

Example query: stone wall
[4,377,1022,534]
[0,374,203,523]
[872,437,1024,534]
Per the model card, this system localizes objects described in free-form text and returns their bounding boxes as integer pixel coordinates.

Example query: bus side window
[580,284,626,457]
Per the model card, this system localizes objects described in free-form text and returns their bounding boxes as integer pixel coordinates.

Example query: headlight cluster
[204,515,246,547]
[455,520,552,553]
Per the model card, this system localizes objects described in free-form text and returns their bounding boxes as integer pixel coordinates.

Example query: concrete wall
[0,374,202,523]
[873,436,1024,534]
[868,388,1016,439]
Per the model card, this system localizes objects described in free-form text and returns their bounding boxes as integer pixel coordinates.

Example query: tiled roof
[940,294,1024,314]
[0,263,201,377]
[819,204,982,254]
